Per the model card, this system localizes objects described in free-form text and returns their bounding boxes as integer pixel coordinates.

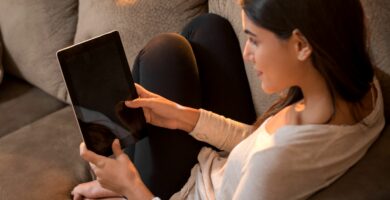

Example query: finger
[112,139,123,158]
[125,98,154,109]
[134,83,150,98]
[135,83,159,98]
[72,193,83,200]
[124,99,139,108]
[71,183,83,197]
[80,143,106,167]
[90,163,99,171]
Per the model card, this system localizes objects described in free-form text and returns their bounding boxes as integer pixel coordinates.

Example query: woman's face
[241,11,305,94]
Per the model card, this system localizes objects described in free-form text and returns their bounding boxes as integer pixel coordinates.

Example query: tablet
[57,30,147,157]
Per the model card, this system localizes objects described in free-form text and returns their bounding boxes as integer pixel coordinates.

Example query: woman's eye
[249,38,258,46]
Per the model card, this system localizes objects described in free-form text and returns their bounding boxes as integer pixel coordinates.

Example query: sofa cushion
[208,0,277,115]
[0,75,65,138]
[0,0,78,101]
[0,106,90,200]
[74,0,208,102]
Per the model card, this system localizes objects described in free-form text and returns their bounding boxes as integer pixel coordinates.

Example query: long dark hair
[240,0,375,127]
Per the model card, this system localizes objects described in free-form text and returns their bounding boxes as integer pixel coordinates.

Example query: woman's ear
[292,29,312,61]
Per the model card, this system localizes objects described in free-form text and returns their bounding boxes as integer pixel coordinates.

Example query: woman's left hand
[80,139,154,200]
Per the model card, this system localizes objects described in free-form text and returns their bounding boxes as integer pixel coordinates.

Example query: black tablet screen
[58,31,146,156]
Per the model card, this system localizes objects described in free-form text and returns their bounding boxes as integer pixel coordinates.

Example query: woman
[72,0,385,199]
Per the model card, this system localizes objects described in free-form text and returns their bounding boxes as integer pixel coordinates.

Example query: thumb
[112,139,123,158]
[80,142,105,165]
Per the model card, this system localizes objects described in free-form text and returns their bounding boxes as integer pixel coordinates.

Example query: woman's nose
[243,40,254,63]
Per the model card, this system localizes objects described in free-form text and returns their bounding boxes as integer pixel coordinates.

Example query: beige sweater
[171,79,385,200]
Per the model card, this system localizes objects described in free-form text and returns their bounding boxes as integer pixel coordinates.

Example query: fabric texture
[208,0,278,115]
[74,0,208,101]
[172,79,384,200]
[0,0,78,102]
[0,76,65,138]
[0,107,90,200]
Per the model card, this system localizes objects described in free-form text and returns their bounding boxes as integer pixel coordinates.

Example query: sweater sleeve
[189,109,254,152]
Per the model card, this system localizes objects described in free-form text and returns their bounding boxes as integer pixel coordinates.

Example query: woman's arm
[125,84,254,152]
[124,84,200,131]
[189,109,254,152]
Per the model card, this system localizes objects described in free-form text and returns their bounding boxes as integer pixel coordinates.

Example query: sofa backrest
[0,0,208,103]
[0,0,79,101]
[69,0,208,103]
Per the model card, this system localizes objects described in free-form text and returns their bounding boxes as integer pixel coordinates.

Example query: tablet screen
[57,31,146,156]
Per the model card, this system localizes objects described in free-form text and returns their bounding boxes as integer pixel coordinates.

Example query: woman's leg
[181,14,257,124]
[131,33,204,199]
[131,14,257,199]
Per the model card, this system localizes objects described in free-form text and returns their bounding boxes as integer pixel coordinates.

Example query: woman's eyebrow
[244,29,257,37]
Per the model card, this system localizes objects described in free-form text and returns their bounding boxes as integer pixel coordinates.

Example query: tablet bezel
[56,30,145,156]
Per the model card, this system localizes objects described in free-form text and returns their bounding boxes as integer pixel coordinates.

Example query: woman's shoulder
[266,77,384,135]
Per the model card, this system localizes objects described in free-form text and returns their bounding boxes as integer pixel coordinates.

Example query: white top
[170,78,385,200]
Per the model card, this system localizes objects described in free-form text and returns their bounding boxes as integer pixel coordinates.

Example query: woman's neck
[296,69,375,126]
[295,67,335,125]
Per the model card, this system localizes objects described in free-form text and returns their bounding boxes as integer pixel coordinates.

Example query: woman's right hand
[125,84,200,132]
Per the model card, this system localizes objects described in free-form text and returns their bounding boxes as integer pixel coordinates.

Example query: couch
[0,0,389,199]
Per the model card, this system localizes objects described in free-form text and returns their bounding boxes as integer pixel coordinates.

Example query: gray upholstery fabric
[0,0,78,102]
[0,107,90,200]
[73,0,207,102]
[0,76,65,138]
[208,0,278,115]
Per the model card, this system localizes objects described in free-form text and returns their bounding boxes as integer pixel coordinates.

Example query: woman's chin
[261,83,279,94]
[261,83,271,94]
[261,87,275,94]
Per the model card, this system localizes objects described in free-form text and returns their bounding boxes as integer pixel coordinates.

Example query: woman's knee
[132,33,196,82]
[140,33,192,61]
[131,33,199,102]
[181,13,233,38]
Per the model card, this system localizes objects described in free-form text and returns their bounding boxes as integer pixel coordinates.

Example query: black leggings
[131,13,257,199]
